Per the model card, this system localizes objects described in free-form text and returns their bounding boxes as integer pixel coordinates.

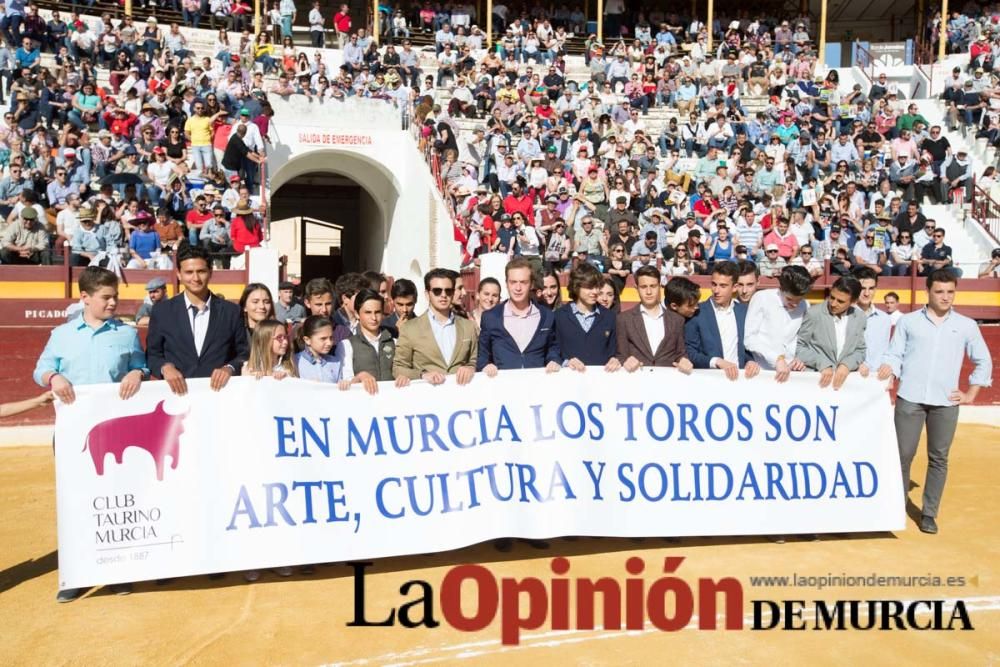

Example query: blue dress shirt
[884,307,992,406]
[427,311,457,364]
[295,349,343,383]
[34,317,147,387]
[861,306,893,369]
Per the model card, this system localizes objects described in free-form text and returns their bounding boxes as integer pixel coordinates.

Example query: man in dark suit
[617,265,693,372]
[476,257,562,375]
[685,260,761,380]
[147,243,249,395]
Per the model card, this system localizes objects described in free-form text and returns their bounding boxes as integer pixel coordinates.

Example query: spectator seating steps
[914,98,994,176]
[922,202,996,276]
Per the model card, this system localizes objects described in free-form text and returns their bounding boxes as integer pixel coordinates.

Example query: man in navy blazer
[146,243,249,394]
[477,257,562,374]
[684,261,761,380]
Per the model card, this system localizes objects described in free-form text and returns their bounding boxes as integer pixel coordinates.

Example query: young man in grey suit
[795,275,869,390]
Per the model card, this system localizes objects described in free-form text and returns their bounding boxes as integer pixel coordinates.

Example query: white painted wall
[265,97,459,286]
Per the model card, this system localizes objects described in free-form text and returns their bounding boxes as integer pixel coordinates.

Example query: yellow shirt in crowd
[184,115,213,146]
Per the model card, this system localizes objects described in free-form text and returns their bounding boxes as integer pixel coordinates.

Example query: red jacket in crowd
[230,216,263,254]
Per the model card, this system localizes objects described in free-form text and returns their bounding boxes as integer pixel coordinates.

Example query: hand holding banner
[55,368,904,589]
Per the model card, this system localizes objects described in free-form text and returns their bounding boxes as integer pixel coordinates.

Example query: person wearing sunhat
[135,277,169,326]
[229,201,263,256]
[126,211,165,269]
[69,205,102,267]
[135,101,164,140]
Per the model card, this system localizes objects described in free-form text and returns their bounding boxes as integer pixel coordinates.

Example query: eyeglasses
[865,236,874,240]
[933,233,944,238]
[800,250,813,255]
[430,287,455,297]
[766,249,779,253]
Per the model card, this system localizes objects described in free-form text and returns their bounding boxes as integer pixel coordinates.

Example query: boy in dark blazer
[146,242,249,395]
[554,263,620,371]
[685,261,761,380]
[617,266,693,372]
[477,257,562,374]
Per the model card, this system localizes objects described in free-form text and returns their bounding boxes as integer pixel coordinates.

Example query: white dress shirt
[184,293,211,357]
[640,304,666,354]
[336,331,381,381]
[428,310,457,365]
[832,309,849,359]
[744,289,808,369]
[710,299,739,368]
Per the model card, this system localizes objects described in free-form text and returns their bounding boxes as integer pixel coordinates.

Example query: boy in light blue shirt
[34,266,148,602]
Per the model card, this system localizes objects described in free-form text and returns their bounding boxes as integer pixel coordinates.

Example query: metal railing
[914,41,935,96]
[971,182,1000,244]
[259,160,269,241]
[854,41,877,84]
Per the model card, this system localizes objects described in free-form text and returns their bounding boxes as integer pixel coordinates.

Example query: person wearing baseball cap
[758,242,787,277]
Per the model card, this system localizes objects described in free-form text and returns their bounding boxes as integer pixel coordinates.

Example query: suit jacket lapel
[201,294,223,360]
[735,303,748,363]
[448,317,471,367]
[421,313,451,368]
[175,294,198,357]
[630,309,654,360]
[526,307,551,351]
[703,301,723,357]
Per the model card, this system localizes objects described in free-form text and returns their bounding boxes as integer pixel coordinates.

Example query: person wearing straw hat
[230,201,263,257]
[69,205,102,266]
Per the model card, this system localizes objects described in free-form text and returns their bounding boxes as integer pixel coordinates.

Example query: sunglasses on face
[430,287,455,297]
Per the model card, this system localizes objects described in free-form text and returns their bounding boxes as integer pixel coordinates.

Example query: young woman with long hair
[239,282,276,342]
[244,318,297,380]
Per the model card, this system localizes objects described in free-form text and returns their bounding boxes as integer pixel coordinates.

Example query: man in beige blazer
[393,268,478,385]
[796,275,869,390]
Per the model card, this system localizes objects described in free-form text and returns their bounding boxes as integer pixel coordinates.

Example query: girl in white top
[890,231,916,276]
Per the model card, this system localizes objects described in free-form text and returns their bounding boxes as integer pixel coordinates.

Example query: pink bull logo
[83,401,188,481]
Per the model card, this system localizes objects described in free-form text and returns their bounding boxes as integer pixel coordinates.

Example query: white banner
[54,370,904,589]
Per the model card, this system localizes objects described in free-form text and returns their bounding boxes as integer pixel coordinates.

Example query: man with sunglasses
[393,268,478,386]
[0,161,27,217]
[918,227,960,277]
[853,227,887,275]
[184,98,227,174]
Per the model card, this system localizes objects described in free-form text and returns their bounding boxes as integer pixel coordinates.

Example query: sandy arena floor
[1,425,998,666]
